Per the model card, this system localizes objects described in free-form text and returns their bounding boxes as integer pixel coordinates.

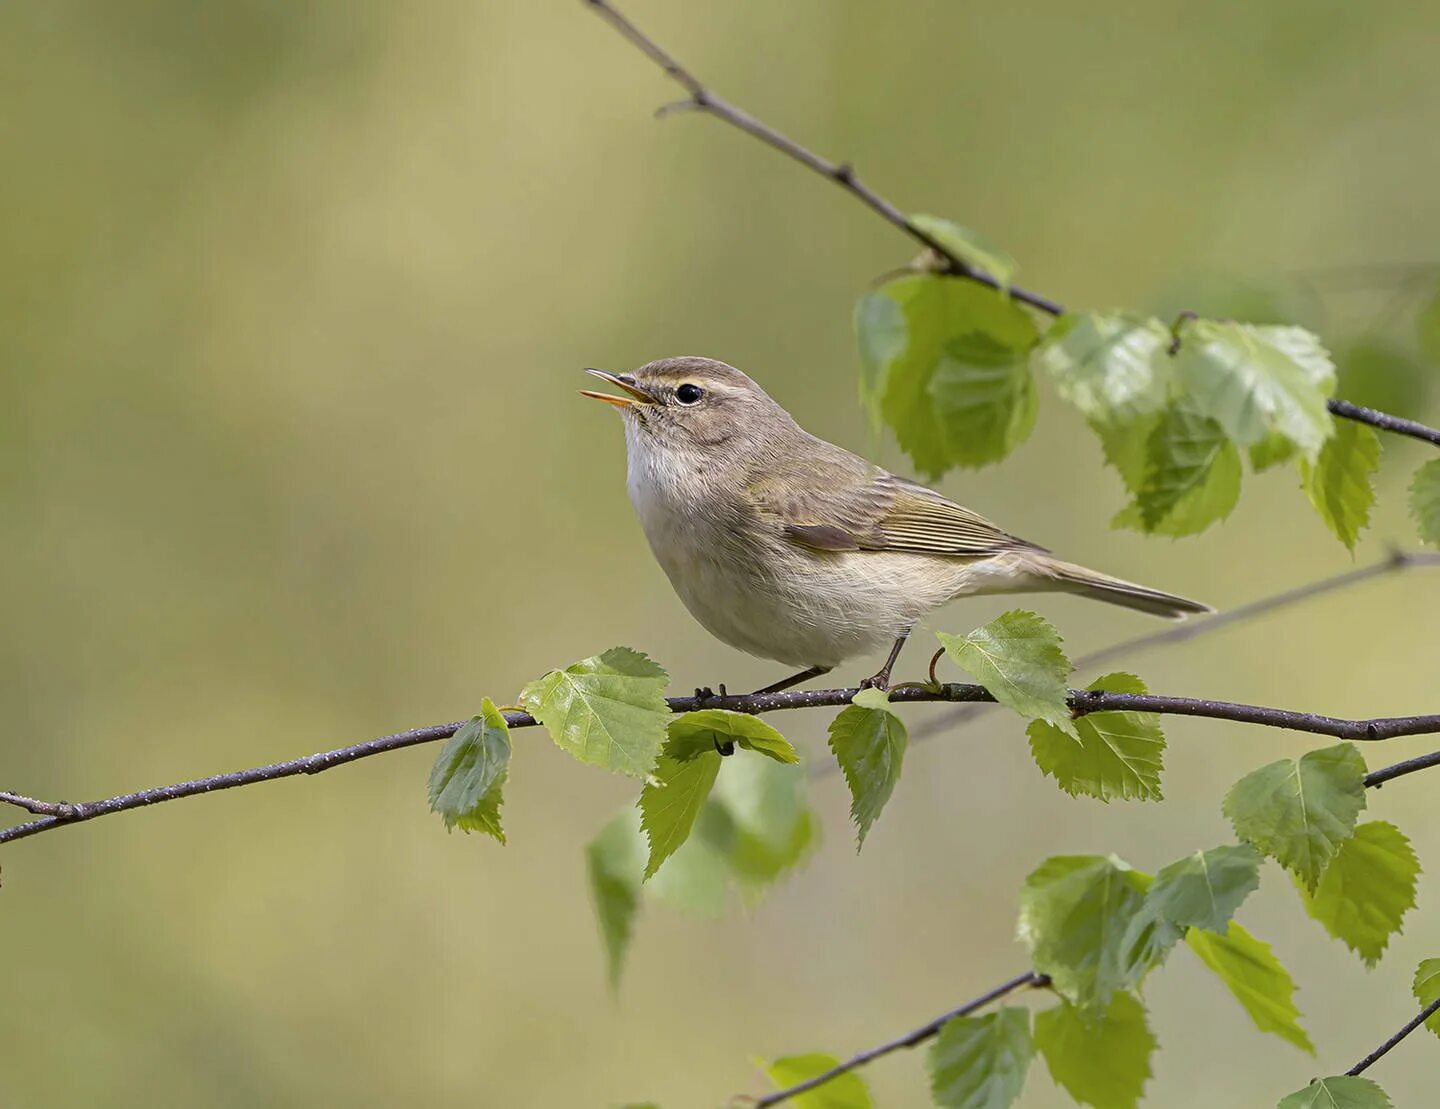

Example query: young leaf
[864,275,1039,475]
[1034,992,1155,1109]
[704,755,819,895]
[1173,319,1336,461]
[1112,405,1242,537]
[426,699,511,841]
[1250,430,1300,472]
[1414,958,1440,1039]
[1410,458,1440,545]
[1276,1076,1392,1109]
[1186,920,1314,1053]
[519,647,670,778]
[855,287,908,431]
[1017,855,1150,1010]
[1093,413,1158,496]
[665,709,798,764]
[1032,312,1172,423]
[1223,742,1368,891]
[763,1053,873,1109]
[911,212,1017,290]
[1027,672,1165,802]
[938,610,1075,738]
[1301,419,1381,551]
[1144,844,1263,935]
[927,1007,1033,1109]
[639,741,723,880]
[827,688,908,848]
[585,811,645,990]
[1299,820,1418,967]
[646,833,729,917]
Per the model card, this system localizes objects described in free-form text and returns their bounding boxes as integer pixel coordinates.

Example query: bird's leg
[750,665,831,696]
[860,629,912,691]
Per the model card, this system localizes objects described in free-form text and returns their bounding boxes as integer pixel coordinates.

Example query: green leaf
[1093,414,1159,496]
[1033,312,1173,423]
[1034,992,1155,1109]
[1145,845,1263,935]
[1301,419,1381,551]
[702,755,818,895]
[519,647,670,778]
[1223,742,1368,891]
[585,811,645,990]
[1187,920,1313,1053]
[1027,672,1165,802]
[927,1007,1033,1109]
[763,1053,872,1109]
[1413,958,1440,1040]
[1119,844,1264,980]
[646,832,729,917]
[1112,404,1242,537]
[911,213,1017,289]
[1300,820,1418,967]
[1410,458,1440,546]
[639,740,723,880]
[827,689,908,847]
[1173,319,1336,461]
[865,275,1039,475]
[1017,855,1150,1010]
[1249,430,1299,472]
[426,699,511,841]
[665,709,798,764]
[855,289,907,430]
[1276,1076,1392,1109]
[938,610,1075,738]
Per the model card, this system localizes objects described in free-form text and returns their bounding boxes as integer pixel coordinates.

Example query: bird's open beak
[580,368,656,408]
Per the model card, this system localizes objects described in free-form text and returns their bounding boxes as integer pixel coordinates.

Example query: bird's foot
[858,670,892,693]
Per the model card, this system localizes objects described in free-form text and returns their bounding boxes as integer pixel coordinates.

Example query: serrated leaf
[1250,430,1299,472]
[1112,405,1242,537]
[426,699,511,841]
[855,289,907,431]
[927,1007,1033,1109]
[1017,855,1150,1010]
[1277,1076,1392,1109]
[639,741,723,880]
[1300,820,1418,967]
[1187,920,1313,1053]
[1223,742,1368,891]
[864,275,1039,476]
[763,1053,873,1109]
[1027,672,1165,801]
[702,755,818,896]
[939,610,1075,738]
[827,690,907,848]
[519,647,670,778]
[665,709,798,764]
[1301,419,1380,551]
[586,811,645,990]
[1034,992,1155,1109]
[1410,458,1440,546]
[911,213,1017,290]
[1033,312,1173,423]
[1414,958,1440,1039]
[1174,319,1336,461]
[1119,843,1264,981]
[1093,414,1160,496]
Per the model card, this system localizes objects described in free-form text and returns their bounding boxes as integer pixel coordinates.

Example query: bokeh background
[4,2,1439,1105]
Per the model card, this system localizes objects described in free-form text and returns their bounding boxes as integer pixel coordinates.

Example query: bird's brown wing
[748,449,1046,558]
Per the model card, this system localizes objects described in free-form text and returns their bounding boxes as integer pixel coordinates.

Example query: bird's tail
[1027,555,1212,620]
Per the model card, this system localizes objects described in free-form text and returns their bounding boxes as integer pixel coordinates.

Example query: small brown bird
[583,356,1209,691]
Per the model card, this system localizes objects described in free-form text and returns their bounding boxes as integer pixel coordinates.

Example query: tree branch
[1346,995,1440,1076]
[749,971,1048,1108]
[584,0,1440,450]
[6,675,1439,846]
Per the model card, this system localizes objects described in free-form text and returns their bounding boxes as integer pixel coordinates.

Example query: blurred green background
[4,2,1439,1105]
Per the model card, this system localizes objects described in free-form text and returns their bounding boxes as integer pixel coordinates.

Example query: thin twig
[1365,749,1440,788]
[749,971,1047,1108]
[584,0,1440,449]
[1346,995,1440,1076]
[0,791,76,817]
[6,679,1439,846]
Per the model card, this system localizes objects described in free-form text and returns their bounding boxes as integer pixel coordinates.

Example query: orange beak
[580,368,655,408]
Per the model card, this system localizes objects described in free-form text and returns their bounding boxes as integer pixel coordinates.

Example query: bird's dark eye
[675,383,704,405]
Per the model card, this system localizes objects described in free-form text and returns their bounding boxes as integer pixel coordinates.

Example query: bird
[582,356,1210,693]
